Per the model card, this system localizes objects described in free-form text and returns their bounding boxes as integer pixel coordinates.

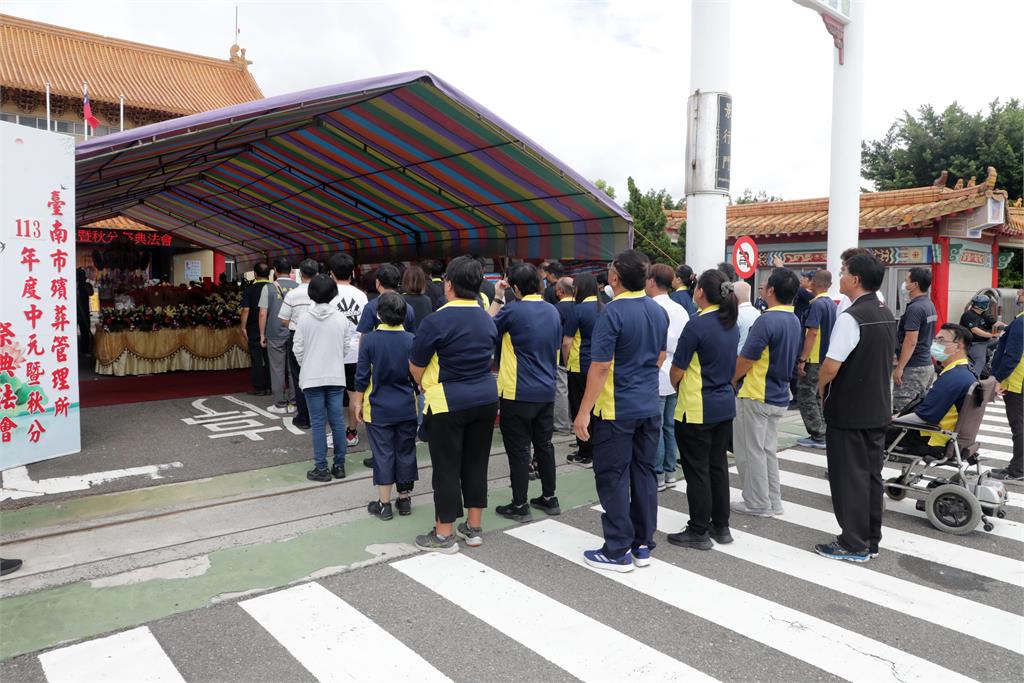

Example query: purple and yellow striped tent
[76,71,632,267]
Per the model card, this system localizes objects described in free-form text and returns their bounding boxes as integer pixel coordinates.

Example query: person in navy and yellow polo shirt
[795,270,837,449]
[670,264,698,317]
[884,324,976,458]
[488,263,564,522]
[355,264,416,334]
[562,274,603,467]
[666,269,740,550]
[409,256,498,554]
[572,250,669,573]
[989,289,1023,481]
[732,268,802,517]
[353,292,419,522]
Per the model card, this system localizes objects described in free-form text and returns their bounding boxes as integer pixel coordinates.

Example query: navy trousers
[591,414,660,557]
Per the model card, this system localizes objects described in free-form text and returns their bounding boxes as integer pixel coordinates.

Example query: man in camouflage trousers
[892,268,938,412]
[796,271,837,450]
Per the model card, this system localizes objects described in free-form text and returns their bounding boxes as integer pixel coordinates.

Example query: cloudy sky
[6,0,1023,204]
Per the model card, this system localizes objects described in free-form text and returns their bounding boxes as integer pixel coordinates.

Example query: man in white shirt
[835,248,884,314]
[646,264,690,490]
[278,259,319,429]
[734,281,761,354]
[328,252,368,447]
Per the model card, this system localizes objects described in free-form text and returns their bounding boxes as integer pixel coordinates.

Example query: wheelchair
[882,377,1009,535]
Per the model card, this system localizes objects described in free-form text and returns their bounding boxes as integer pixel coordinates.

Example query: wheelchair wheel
[884,477,907,501]
[925,484,982,535]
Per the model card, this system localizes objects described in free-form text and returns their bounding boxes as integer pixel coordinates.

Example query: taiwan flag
[83,84,100,130]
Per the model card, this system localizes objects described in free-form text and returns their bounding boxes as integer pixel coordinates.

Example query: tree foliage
[733,188,783,205]
[624,177,683,266]
[592,179,616,200]
[862,99,1023,199]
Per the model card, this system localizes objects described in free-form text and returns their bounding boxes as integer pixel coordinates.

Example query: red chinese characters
[24,304,43,330]
[0,416,17,443]
[28,419,46,444]
[22,276,42,301]
[52,305,70,333]
[25,361,44,386]
[54,396,71,418]
[20,247,40,272]
[50,219,68,244]
[0,383,17,410]
[51,336,71,363]
[50,249,69,274]
[26,391,45,414]
[0,321,14,347]
[0,352,14,375]
[52,366,70,391]
[50,277,69,300]
[47,190,66,216]
[26,334,45,356]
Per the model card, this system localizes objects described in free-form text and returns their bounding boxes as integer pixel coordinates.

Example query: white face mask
[900,282,909,297]
[604,285,614,299]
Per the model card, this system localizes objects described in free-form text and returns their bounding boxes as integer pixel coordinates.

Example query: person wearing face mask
[959,295,1003,377]
[989,288,1024,481]
[892,268,938,412]
[884,324,977,460]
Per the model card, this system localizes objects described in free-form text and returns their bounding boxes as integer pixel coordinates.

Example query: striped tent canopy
[76,71,631,267]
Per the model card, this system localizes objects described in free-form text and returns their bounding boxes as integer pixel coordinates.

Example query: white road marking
[508,521,975,683]
[689,484,1024,586]
[38,626,184,683]
[224,395,281,420]
[282,416,306,435]
[393,552,714,682]
[239,582,450,682]
[646,505,1024,655]
[977,433,1015,448]
[1,462,183,501]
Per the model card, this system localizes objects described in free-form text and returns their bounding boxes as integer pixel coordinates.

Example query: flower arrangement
[100,294,242,333]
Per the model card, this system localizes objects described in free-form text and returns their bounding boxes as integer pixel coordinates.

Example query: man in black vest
[816,252,896,563]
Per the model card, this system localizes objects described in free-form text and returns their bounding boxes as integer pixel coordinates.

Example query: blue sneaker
[814,541,870,563]
[583,548,634,573]
[631,545,651,567]
[796,436,827,449]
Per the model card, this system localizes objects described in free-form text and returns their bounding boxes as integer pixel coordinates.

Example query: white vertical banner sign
[0,122,81,468]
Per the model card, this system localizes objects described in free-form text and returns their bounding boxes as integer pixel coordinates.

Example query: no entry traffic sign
[732,236,758,279]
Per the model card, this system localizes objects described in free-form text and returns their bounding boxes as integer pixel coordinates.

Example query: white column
[824,0,864,297]
[684,0,731,274]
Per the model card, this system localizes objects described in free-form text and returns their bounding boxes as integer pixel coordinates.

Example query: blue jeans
[655,394,678,476]
[305,385,346,469]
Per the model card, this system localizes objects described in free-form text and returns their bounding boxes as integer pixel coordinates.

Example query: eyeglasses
[934,337,957,346]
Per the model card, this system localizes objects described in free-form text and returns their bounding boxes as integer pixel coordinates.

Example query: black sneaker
[293,421,311,430]
[306,467,332,482]
[565,450,579,462]
[711,526,733,544]
[814,541,870,563]
[362,456,375,469]
[990,468,1024,482]
[331,463,346,479]
[530,495,561,516]
[0,558,23,576]
[367,500,393,521]
[496,502,533,523]
[395,496,412,516]
[666,527,713,550]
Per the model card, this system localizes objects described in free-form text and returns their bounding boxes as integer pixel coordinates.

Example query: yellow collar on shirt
[766,305,795,313]
[699,305,720,315]
[440,299,482,309]
[581,296,598,303]
[940,357,970,375]
[377,324,405,331]
[612,290,646,301]
[811,293,829,301]
[521,294,544,302]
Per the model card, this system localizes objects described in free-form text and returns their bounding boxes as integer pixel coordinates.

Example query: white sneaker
[326,433,334,448]
[665,474,678,486]
[346,430,359,447]
[268,404,290,414]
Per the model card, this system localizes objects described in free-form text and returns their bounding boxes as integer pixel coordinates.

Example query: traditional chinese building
[667,168,1023,325]
[0,14,264,289]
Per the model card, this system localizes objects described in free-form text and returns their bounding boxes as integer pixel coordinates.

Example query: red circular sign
[732,236,758,279]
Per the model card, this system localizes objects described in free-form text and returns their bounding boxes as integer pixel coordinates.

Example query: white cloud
[6,0,1023,205]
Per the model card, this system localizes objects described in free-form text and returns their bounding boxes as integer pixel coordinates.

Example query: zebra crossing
[21,402,1023,682]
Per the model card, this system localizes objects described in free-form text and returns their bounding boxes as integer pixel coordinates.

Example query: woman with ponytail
[670,264,698,316]
[666,268,739,550]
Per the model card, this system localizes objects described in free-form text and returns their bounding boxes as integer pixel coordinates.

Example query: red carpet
[81,369,252,408]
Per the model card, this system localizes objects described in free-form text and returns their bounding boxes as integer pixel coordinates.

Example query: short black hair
[840,247,871,263]
[767,268,800,305]
[445,254,483,299]
[811,270,832,289]
[543,260,565,278]
[253,262,270,278]
[717,262,738,283]
[939,323,971,347]
[909,267,932,293]
[675,264,694,287]
[846,253,884,292]
[376,291,407,326]
[376,263,401,290]
[507,262,542,296]
[423,259,445,278]
[329,252,355,281]
[272,257,291,275]
[299,258,319,279]
[647,263,675,292]
[307,273,338,304]
[611,249,649,291]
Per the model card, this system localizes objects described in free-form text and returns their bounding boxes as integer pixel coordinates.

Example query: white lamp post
[793,0,864,297]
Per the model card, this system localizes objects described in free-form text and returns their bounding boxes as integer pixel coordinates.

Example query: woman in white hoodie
[294,274,350,481]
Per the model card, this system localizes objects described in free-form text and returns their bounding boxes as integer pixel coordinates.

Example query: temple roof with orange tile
[0,14,263,114]
[669,170,1020,240]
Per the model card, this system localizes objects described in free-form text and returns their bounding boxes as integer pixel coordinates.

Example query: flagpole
[45,82,51,131]
[119,95,124,131]
[83,81,89,140]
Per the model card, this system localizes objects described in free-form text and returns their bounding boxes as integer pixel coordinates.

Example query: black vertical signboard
[716,94,732,192]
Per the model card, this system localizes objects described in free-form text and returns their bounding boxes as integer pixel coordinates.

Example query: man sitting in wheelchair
[885,323,975,460]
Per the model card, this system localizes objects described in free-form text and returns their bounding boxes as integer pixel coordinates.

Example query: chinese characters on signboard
[715,94,732,192]
[1,123,81,468]
[76,228,173,247]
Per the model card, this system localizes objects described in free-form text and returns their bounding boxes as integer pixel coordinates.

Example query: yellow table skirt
[94,327,250,376]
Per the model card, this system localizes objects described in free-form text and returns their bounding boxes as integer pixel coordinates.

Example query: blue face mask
[930,341,950,362]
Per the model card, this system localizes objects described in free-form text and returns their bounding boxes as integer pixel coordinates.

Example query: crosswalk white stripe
[701,485,1024,586]
[773,448,1024,510]
[978,433,1015,447]
[239,582,450,682]
[393,553,715,682]
[508,520,976,683]
[978,448,1011,463]
[38,626,185,683]
[645,505,1024,655]
[982,414,1010,425]
[979,423,1013,435]
[763,458,1024,541]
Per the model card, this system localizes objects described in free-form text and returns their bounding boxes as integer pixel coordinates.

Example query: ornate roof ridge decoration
[0,13,263,115]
